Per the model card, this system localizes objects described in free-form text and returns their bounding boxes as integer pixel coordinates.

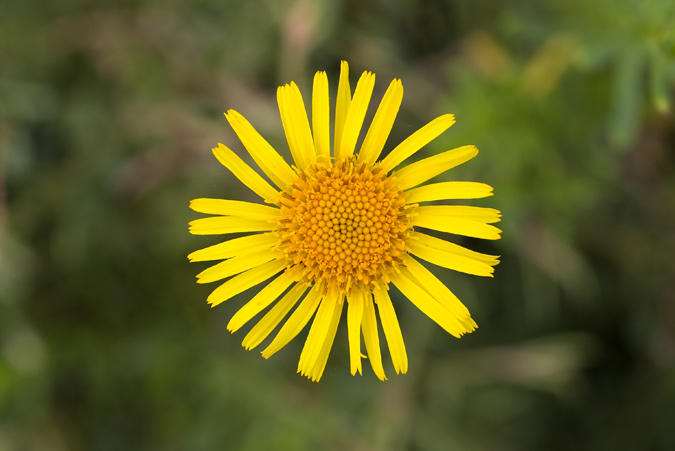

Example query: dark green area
[2,0,674,449]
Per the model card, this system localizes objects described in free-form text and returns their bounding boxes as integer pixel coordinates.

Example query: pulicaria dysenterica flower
[189,61,501,381]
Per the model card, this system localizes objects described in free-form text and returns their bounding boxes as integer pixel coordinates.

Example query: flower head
[189,61,501,381]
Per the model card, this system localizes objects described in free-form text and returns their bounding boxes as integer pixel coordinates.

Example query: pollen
[277,157,413,294]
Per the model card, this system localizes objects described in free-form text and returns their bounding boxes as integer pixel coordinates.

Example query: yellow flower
[189,61,501,382]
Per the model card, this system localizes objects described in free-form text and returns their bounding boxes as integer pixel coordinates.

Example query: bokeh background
[2,0,675,449]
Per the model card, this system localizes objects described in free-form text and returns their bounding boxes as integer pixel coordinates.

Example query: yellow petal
[347,291,364,376]
[189,198,280,221]
[373,285,408,374]
[395,145,478,190]
[362,292,387,381]
[242,282,307,350]
[212,144,279,203]
[206,258,287,307]
[188,233,278,263]
[412,214,502,240]
[338,70,375,159]
[416,205,502,223]
[309,297,344,382]
[224,110,297,189]
[391,269,473,338]
[334,60,351,159]
[188,216,276,235]
[261,284,322,359]
[227,269,299,333]
[196,250,284,284]
[298,289,339,377]
[411,231,500,266]
[400,255,471,321]
[277,82,316,169]
[312,71,330,160]
[381,114,456,173]
[408,237,496,277]
[358,78,403,164]
[189,216,277,235]
[460,316,478,333]
[404,181,494,203]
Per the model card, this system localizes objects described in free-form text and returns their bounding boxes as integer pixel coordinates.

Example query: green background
[2,0,674,449]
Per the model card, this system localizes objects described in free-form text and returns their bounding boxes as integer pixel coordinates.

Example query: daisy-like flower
[189,61,501,382]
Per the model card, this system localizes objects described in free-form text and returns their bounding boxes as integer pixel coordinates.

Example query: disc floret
[277,157,413,294]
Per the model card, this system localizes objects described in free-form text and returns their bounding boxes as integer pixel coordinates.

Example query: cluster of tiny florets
[277,158,413,294]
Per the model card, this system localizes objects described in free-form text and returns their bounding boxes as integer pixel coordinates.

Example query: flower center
[277,157,412,294]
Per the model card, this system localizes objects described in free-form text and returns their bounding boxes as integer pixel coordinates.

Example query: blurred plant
[554,0,675,146]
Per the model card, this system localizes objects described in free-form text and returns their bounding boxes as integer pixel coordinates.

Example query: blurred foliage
[1,0,674,450]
